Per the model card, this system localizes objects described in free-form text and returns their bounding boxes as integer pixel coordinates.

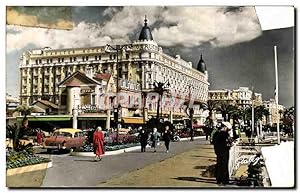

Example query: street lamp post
[106,44,132,143]
[186,85,194,140]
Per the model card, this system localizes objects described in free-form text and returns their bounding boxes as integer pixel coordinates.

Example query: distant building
[263,99,285,126]
[208,87,263,106]
[6,93,19,117]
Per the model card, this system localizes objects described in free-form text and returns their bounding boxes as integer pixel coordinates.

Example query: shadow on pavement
[172,176,217,184]
[36,151,70,155]
[73,159,99,162]
[191,155,215,159]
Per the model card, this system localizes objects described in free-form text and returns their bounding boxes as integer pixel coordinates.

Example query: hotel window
[62,58,64,62]
[86,56,89,61]
[70,57,73,62]
[35,60,38,65]
[39,59,42,64]
[74,57,76,61]
[113,55,116,59]
[91,95,95,105]
[58,58,61,63]
[95,56,98,60]
[139,53,142,59]
[82,56,85,61]
[149,53,151,58]
[50,58,53,63]
[98,55,101,60]
[47,59,49,63]
[109,55,112,60]
[126,54,129,59]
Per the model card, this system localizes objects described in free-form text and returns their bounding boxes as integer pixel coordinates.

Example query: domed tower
[138,16,154,41]
[197,54,207,74]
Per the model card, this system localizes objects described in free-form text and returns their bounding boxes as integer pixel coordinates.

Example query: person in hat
[212,121,232,185]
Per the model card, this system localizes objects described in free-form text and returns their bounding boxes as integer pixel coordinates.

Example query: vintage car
[43,128,86,152]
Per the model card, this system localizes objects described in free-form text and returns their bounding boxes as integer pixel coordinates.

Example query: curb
[179,136,206,141]
[70,137,205,157]
[6,161,52,176]
[70,145,151,157]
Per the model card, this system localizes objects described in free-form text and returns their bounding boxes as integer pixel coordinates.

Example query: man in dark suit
[212,122,232,185]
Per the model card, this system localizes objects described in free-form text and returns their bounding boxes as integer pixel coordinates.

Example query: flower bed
[6,150,50,170]
[77,142,140,152]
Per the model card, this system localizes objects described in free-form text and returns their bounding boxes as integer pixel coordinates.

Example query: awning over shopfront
[122,117,144,124]
[77,117,106,121]
[17,116,72,122]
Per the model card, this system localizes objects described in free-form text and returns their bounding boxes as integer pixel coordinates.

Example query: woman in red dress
[36,128,43,145]
[93,126,105,161]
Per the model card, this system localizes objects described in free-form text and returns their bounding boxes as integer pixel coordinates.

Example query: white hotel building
[19,18,210,129]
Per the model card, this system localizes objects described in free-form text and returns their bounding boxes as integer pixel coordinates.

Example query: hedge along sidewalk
[6,161,53,176]
[71,136,206,157]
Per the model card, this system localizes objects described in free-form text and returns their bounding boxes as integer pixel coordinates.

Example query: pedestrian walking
[190,127,194,141]
[245,127,252,143]
[163,126,172,153]
[212,122,233,185]
[93,126,105,161]
[139,129,148,152]
[205,118,213,141]
[150,128,159,152]
[36,128,43,145]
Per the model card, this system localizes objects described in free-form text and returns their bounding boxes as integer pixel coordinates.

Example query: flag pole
[251,87,255,142]
[274,45,280,145]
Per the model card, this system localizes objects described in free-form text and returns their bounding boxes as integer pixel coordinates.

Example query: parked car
[43,128,86,152]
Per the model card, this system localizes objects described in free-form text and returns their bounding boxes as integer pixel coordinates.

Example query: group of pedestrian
[139,126,173,153]
[91,124,174,161]
[91,121,235,186]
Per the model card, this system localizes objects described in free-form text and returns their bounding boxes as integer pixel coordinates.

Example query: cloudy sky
[6,6,294,107]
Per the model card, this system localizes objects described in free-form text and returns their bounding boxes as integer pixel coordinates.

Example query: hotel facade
[19,18,210,129]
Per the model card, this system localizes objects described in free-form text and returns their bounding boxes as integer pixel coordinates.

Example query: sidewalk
[98,143,220,187]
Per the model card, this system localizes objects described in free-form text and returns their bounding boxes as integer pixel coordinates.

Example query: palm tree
[216,101,233,122]
[13,105,33,150]
[239,105,251,126]
[200,100,219,126]
[262,108,270,126]
[254,105,266,122]
[282,107,294,129]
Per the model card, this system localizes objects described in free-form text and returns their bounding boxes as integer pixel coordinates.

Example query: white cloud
[152,7,262,47]
[6,22,130,53]
[6,6,263,54]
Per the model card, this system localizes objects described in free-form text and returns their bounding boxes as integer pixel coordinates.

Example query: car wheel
[174,136,180,142]
[70,147,76,153]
